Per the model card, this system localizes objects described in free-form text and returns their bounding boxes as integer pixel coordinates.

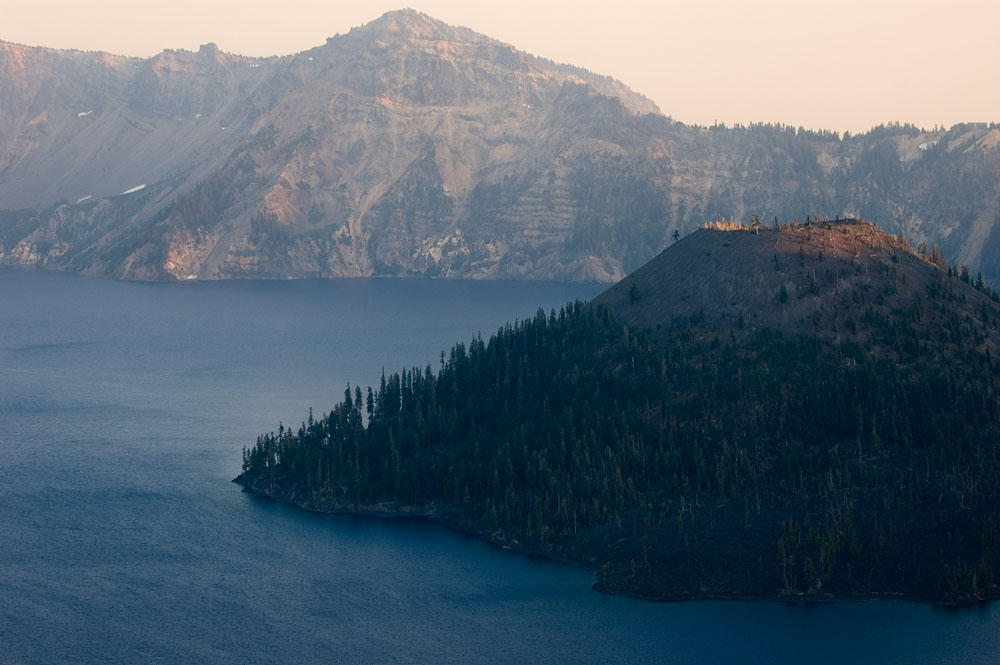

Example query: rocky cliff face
[1,10,999,283]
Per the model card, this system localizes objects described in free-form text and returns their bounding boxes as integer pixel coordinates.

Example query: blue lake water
[2,266,999,664]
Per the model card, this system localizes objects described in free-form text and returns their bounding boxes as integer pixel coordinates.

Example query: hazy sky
[4,0,997,133]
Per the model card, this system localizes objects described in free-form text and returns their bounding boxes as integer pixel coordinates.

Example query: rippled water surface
[2,266,999,664]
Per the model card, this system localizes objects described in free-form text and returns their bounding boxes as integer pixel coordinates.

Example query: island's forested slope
[238,226,1000,603]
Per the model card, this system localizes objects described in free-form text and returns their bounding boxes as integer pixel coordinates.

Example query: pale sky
[4,0,997,133]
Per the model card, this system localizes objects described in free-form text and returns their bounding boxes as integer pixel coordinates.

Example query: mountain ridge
[1,10,999,283]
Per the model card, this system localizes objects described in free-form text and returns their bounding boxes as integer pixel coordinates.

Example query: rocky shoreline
[233,475,997,607]
[232,474,589,567]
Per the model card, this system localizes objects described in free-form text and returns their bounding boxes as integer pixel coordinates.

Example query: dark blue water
[2,266,999,664]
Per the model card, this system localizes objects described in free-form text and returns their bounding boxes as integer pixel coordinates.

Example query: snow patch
[308,56,314,61]
[77,110,93,118]
[75,195,92,204]
[121,184,147,195]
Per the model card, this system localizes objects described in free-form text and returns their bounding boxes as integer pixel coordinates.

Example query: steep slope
[0,41,264,209]
[1,10,999,283]
[236,220,1000,604]
[0,10,665,282]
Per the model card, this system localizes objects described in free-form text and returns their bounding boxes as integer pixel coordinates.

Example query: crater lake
[2,266,999,664]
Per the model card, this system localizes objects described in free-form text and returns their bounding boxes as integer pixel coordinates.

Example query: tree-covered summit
[238,221,1000,604]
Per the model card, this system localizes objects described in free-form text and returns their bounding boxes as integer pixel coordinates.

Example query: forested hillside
[237,221,1000,604]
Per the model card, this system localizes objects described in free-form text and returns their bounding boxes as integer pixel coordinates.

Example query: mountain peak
[333,9,659,116]
[354,8,474,43]
[378,7,438,25]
